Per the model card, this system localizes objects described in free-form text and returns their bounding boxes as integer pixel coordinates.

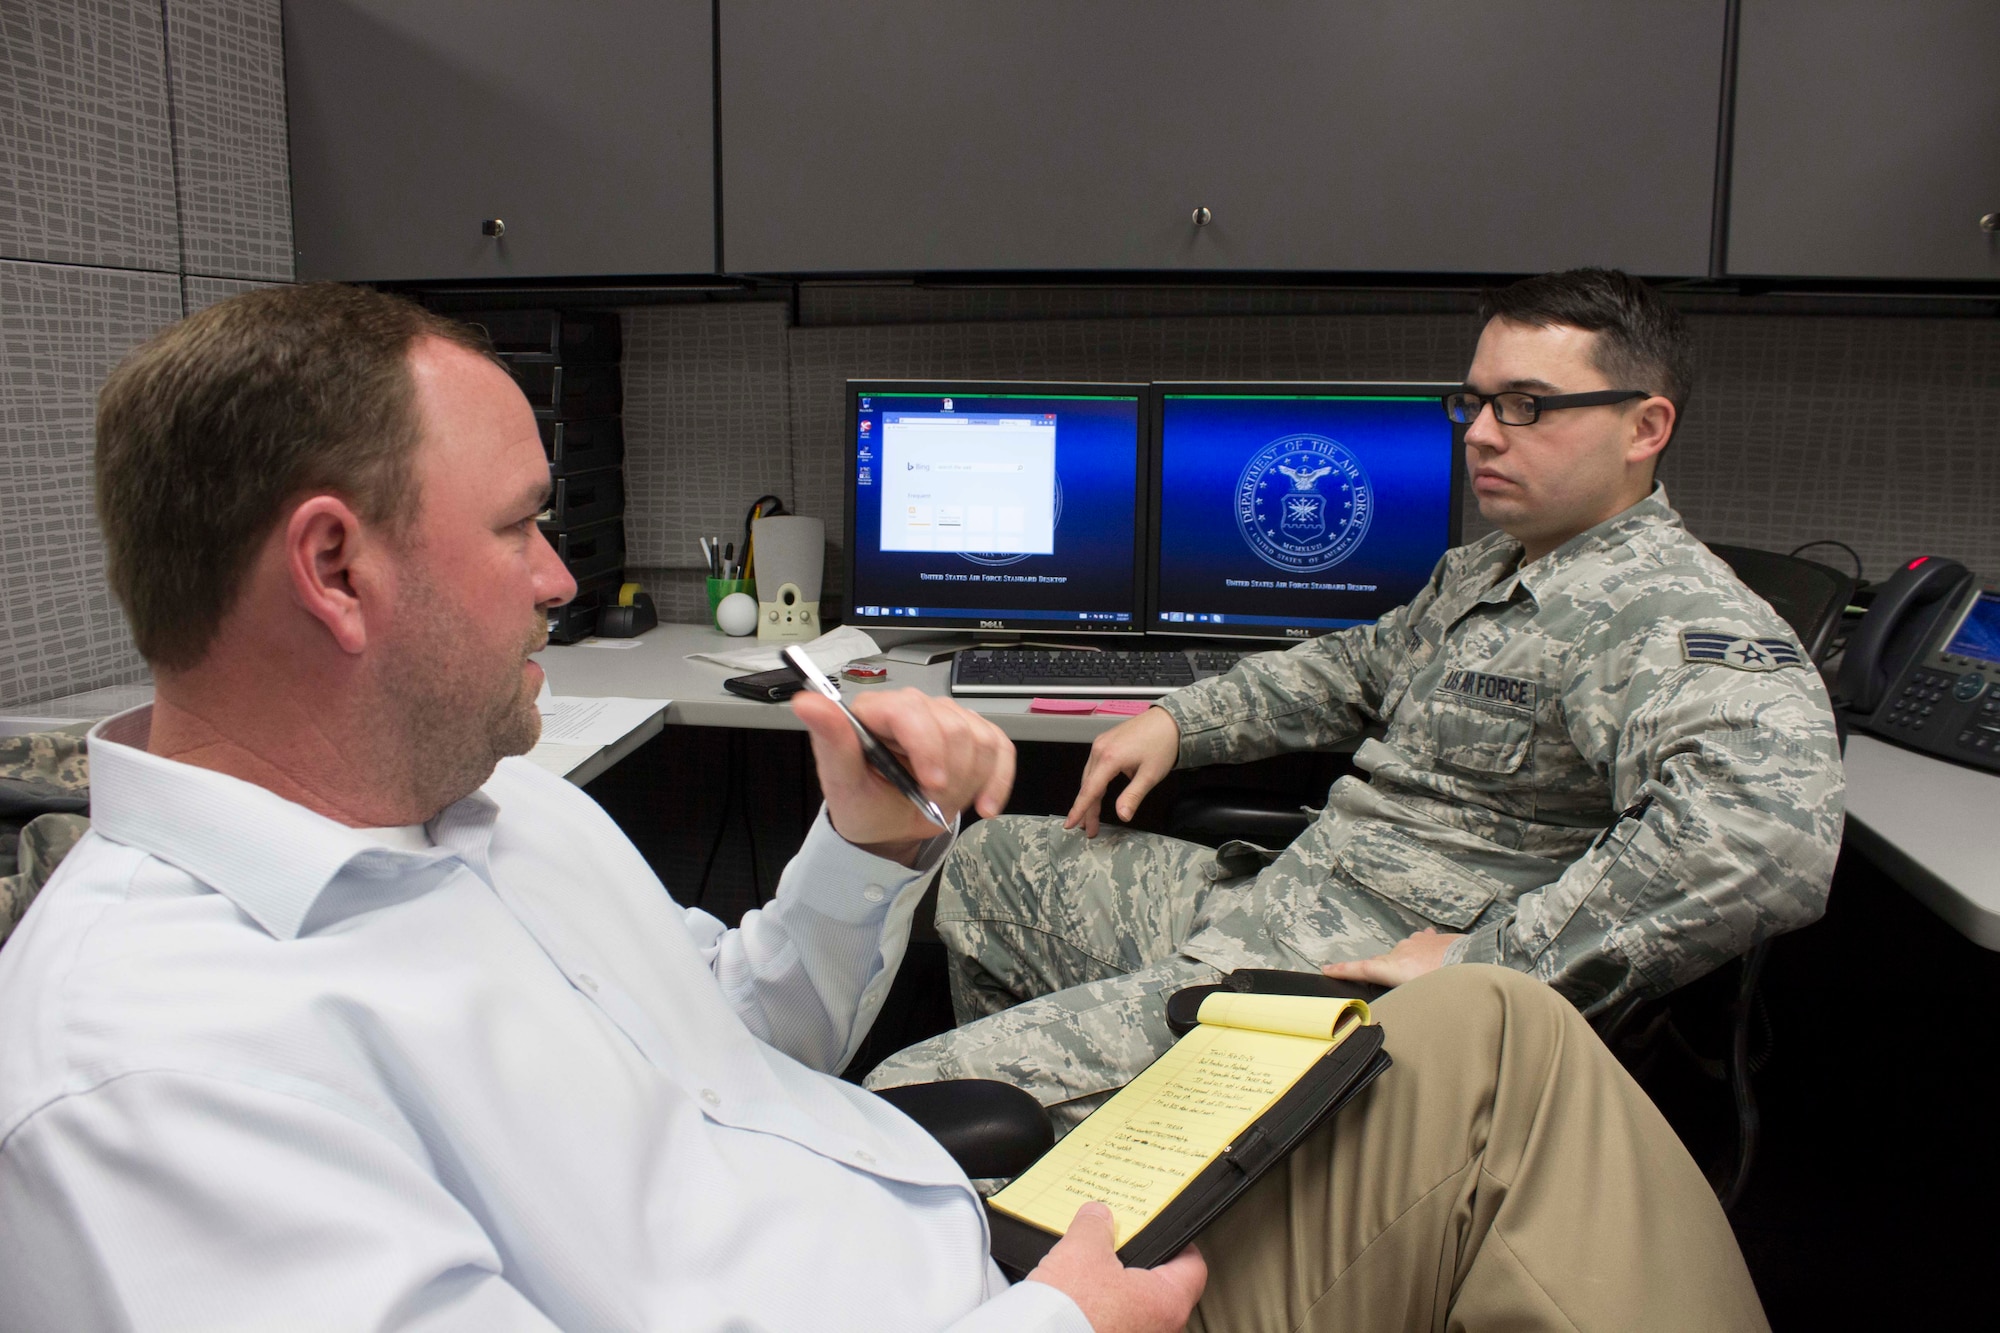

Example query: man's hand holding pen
[791,687,1015,866]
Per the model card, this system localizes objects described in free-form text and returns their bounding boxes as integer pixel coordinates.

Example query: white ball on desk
[715,592,759,636]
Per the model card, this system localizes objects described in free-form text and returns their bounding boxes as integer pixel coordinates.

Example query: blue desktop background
[1156,394,1459,632]
[848,392,1144,626]
[1945,592,2000,665]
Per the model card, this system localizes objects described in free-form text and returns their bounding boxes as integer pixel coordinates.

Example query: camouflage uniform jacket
[0,726,91,945]
[1156,487,1845,1013]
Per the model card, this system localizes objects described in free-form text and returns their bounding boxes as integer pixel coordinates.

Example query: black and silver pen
[781,645,949,829]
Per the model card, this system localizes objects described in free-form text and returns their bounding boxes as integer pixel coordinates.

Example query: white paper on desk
[879,638,1016,665]
[522,742,597,778]
[537,696,669,747]
[685,625,881,674]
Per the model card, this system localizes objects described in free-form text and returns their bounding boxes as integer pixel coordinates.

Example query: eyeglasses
[1441,388,1651,427]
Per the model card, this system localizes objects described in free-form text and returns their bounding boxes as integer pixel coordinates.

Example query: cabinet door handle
[1191,206,1213,227]
[1981,213,1999,234]
[482,218,507,238]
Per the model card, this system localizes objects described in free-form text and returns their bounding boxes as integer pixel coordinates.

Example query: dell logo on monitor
[1284,627,1309,637]
[980,619,1006,629]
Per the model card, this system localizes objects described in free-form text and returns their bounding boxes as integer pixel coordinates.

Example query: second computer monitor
[1151,383,1463,640]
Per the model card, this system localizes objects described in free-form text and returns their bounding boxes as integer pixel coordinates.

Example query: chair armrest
[873,1078,1054,1180]
[1166,788,1316,850]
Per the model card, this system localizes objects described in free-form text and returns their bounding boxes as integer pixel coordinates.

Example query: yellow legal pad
[988,993,1373,1248]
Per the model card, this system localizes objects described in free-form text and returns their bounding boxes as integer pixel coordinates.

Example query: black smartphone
[722,665,806,702]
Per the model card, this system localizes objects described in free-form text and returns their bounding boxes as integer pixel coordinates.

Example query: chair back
[1705,543,1856,664]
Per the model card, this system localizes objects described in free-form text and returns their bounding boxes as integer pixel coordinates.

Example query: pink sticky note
[1028,697,1100,714]
[1093,699,1152,716]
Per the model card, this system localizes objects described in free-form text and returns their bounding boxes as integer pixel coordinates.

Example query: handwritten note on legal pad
[988,993,1370,1247]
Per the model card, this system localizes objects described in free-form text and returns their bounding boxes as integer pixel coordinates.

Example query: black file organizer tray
[986,1022,1390,1277]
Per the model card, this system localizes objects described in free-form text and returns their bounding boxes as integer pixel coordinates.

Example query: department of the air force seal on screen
[1235,434,1373,573]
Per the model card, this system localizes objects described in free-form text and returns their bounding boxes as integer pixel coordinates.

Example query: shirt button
[854,1148,876,1164]
[862,885,886,904]
[576,972,599,994]
[701,1088,721,1107]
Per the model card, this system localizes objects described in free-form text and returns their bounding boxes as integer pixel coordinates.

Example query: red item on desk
[1028,698,1154,716]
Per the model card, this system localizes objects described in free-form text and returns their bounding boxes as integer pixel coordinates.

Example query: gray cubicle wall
[0,0,291,710]
[619,288,2000,622]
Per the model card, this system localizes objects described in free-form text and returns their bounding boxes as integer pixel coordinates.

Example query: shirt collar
[1480,483,1681,606]
[86,706,499,940]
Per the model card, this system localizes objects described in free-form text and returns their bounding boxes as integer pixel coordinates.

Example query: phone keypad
[1882,669,1955,732]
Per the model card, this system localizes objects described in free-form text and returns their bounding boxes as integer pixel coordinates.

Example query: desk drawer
[545,518,625,584]
[509,360,623,420]
[467,309,621,363]
[538,417,624,477]
[548,572,623,645]
[548,469,624,529]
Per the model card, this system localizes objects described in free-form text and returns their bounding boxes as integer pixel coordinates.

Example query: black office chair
[1594,542,1853,1208]
[1157,543,1855,1210]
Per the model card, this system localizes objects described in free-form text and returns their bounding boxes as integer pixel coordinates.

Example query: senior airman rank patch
[1681,630,1806,671]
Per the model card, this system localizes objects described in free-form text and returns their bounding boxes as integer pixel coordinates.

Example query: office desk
[535,623,1137,745]
[1841,734,2000,951]
[38,629,1994,952]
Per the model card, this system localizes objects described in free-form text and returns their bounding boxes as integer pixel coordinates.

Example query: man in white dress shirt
[0,284,1770,1332]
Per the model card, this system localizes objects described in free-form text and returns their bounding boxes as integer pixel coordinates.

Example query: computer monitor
[1149,383,1464,641]
[844,381,1149,636]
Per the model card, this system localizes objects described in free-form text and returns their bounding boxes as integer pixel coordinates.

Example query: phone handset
[1837,555,1973,713]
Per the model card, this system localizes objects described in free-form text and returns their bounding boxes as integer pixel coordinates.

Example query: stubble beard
[376,579,545,816]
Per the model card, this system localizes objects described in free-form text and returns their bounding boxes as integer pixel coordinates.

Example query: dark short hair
[94,283,495,671]
[1476,268,1695,419]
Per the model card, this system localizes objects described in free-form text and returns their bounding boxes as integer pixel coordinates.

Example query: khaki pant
[1188,965,1769,1332]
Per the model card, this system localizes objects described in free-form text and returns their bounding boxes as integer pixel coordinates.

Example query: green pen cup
[707,576,755,627]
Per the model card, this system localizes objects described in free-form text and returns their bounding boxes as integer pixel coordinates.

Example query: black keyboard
[950,647,1248,697]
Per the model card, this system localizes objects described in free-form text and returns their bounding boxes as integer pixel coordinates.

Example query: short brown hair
[95,283,494,670]
[1476,268,1696,418]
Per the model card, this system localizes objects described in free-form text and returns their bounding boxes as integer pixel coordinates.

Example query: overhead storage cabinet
[1728,0,2000,280]
[721,0,1727,276]
[285,0,714,281]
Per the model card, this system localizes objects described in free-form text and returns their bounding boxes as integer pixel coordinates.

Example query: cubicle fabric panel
[0,0,179,271]
[164,0,294,283]
[0,261,179,709]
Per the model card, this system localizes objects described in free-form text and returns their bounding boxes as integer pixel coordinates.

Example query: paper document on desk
[685,625,880,674]
[537,696,669,747]
[522,742,598,778]
[878,638,1016,665]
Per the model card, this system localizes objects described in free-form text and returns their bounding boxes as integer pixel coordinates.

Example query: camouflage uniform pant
[863,814,1409,1131]
[0,813,90,946]
[1,725,92,946]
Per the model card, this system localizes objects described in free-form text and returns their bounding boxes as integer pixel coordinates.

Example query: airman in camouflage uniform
[0,726,91,945]
[866,272,1846,1129]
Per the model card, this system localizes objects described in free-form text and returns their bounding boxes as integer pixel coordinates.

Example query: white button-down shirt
[0,708,1087,1332]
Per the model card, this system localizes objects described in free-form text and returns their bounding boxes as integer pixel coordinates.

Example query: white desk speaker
[752,515,824,642]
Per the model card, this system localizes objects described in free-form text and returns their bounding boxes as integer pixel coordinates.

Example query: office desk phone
[1841,556,2000,773]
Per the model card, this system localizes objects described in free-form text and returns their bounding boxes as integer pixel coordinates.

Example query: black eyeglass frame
[1441,388,1652,426]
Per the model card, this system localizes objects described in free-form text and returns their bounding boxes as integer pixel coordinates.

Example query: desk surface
[534,623,1135,745]
[1841,734,2000,951]
[18,628,1994,951]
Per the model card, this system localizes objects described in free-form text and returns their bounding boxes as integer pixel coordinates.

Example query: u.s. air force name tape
[1680,631,1806,671]
[1437,668,1538,711]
